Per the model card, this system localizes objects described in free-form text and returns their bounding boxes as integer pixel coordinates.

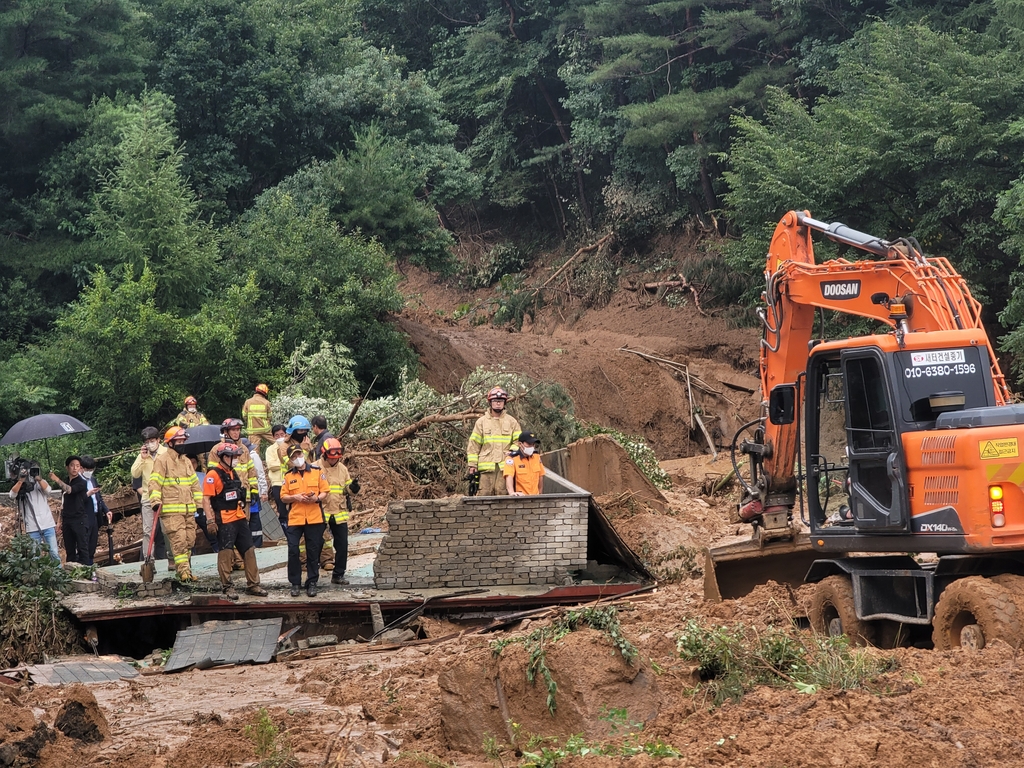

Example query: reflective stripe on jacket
[467,413,521,471]
[149,451,202,514]
[243,394,272,434]
[321,460,352,523]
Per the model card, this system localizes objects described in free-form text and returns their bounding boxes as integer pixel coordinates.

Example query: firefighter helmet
[486,386,509,402]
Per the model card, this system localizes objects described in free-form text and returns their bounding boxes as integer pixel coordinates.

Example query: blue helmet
[286,415,311,434]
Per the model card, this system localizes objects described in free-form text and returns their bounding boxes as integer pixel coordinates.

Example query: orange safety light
[990,485,1006,528]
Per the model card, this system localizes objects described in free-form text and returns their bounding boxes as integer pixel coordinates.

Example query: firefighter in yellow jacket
[149,427,203,581]
[466,386,521,496]
[174,396,209,429]
[242,384,273,449]
[320,438,359,585]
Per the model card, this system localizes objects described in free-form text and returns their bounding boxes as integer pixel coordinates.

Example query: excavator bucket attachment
[704,531,822,601]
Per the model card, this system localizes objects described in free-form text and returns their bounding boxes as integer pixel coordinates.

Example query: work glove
[349,477,361,495]
[207,522,218,537]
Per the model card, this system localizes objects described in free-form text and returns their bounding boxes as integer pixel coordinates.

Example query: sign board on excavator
[980,438,1018,460]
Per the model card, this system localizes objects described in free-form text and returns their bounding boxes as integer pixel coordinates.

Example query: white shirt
[10,484,56,533]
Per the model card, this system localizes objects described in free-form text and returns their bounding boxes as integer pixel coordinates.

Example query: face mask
[81,470,94,479]
[146,441,159,452]
[187,406,197,413]
[291,457,306,469]
[522,446,535,456]
[293,431,308,441]
[224,458,236,468]
[276,436,286,443]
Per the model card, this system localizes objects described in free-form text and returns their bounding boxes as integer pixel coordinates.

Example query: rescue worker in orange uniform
[202,442,269,600]
[466,386,521,496]
[320,438,360,585]
[242,384,273,449]
[149,427,203,581]
[281,444,329,597]
[504,431,546,495]
[210,418,260,569]
[174,396,209,430]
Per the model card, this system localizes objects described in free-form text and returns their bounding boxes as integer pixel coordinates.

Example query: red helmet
[486,386,509,402]
[184,395,197,407]
[164,427,187,444]
[213,442,242,460]
[323,438,343,457]
[255,383,269,395]
[220,417,244,433]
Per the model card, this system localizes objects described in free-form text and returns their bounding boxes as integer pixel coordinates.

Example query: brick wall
[373,479,589,589]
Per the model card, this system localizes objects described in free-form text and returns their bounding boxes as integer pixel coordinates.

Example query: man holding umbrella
[149,427,203,581]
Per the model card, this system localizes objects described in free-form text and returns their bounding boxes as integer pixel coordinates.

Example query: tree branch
[372,411,481,449]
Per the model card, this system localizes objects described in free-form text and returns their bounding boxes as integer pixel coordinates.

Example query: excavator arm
[739,210,1008,522]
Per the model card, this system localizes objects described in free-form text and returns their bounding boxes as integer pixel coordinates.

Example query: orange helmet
[486,386,509,402]
[184,395,197,406]
[213,442,242,461]
[255,383,269,395]
[164,427,187,443]
[323,438,343,457]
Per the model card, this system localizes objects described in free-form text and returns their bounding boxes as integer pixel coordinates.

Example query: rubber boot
[243,549,267,596]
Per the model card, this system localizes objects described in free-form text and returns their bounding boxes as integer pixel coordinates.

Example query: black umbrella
[173,424,224,455]
[0,413,92,469]
[0,414,92,446]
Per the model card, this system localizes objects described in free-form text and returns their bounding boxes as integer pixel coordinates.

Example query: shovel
[140,508,160,583]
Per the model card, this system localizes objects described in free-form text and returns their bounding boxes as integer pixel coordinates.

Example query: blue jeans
[29,528,60,562]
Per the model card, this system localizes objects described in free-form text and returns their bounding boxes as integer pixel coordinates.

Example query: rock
[53,684,109,744]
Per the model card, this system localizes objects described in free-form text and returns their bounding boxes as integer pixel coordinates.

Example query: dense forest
[5,0,1024,449]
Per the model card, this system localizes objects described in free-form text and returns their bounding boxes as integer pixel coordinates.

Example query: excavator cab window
[805,356,852,527]
[845,357,893,452]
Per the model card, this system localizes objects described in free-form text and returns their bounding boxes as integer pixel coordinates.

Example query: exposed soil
[5,257,1019,767]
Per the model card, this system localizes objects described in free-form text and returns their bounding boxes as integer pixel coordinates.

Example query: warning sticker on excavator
[980,438,1019,460]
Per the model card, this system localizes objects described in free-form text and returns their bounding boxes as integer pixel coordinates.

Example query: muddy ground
[4,260,1019,767]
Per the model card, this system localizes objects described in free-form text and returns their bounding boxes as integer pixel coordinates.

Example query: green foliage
[580,425,670,489]
[492,708,680,766]
[0,0,146,231]
[491,606,636,715]
[274,124,456,271]
[244,708,297,768]
[283,342,359,403]
[459,242,529,289]
[0,535,77,666]
[226,193,414,394]
[675,619,898,708]
[723,22,1024,309]
[87,91,218,313]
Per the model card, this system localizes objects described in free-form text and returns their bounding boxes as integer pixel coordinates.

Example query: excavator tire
[932,577,1022,651]
[990,574,1024,615]
[807,575,875,647]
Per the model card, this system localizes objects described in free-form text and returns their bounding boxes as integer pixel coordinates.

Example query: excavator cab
[806,347,910,536]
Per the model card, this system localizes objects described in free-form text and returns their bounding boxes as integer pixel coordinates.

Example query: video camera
[5,456,41,497]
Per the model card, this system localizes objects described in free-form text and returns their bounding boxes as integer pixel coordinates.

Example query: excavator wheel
[807,575,875,647]
[990,574,1024,616]
[932,577,1022,651]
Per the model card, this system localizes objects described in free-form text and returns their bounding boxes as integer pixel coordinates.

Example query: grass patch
[491,607,637,715]
[244,708,297,768]
[676,619,898,708]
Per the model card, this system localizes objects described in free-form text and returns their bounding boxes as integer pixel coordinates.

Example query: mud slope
[398,267,761,459]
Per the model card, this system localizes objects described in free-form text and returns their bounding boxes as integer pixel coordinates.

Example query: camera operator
[10,462,59,561]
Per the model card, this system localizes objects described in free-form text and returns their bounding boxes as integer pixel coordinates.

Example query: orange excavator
[707,210,1024,648]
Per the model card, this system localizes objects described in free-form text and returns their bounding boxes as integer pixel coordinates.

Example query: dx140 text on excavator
[706,210,1024,650]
